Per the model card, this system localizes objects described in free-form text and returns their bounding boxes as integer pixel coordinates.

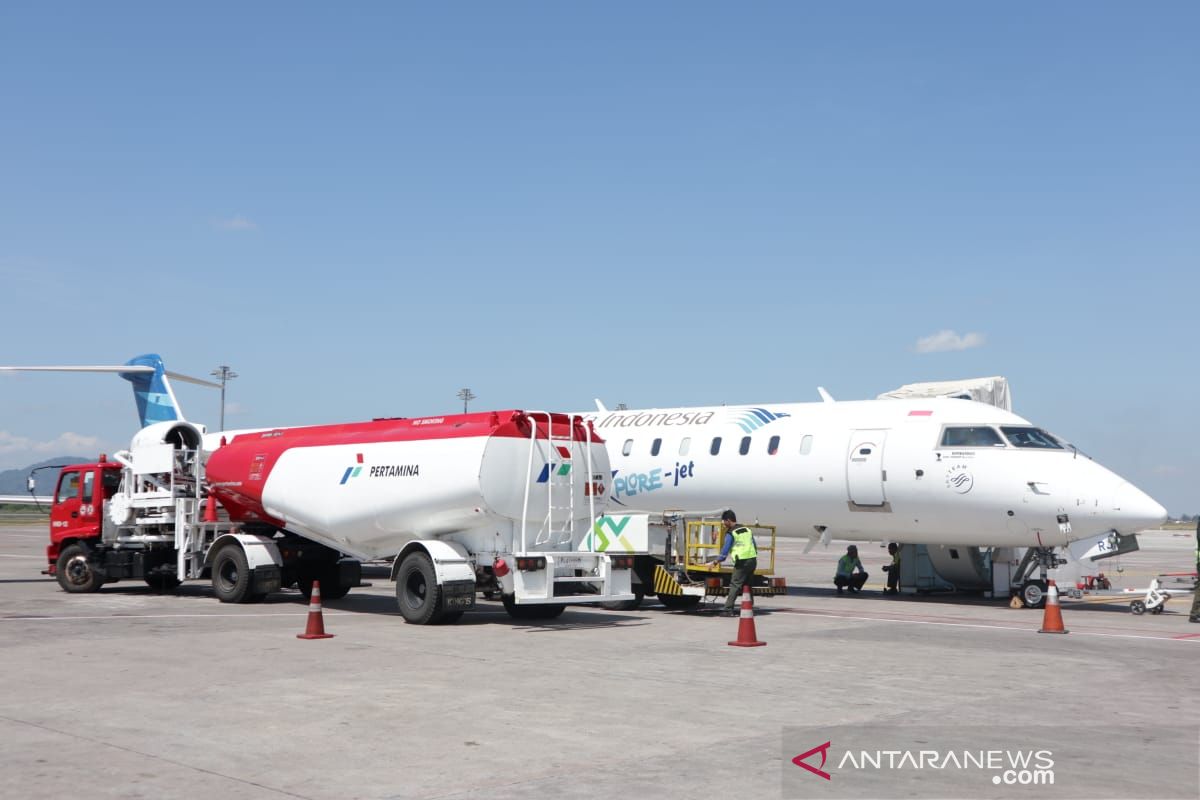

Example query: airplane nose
[1110,481,1168,533]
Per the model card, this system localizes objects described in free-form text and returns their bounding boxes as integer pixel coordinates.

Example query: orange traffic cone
[203,493,218,523]
[297,580,335,640]
[727,584,767,647]
[1038,579,1068,634]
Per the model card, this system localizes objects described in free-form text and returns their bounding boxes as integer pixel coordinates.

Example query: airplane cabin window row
[621,434,815,457]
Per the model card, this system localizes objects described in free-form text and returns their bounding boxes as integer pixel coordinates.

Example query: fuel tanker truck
[40,409,636,623]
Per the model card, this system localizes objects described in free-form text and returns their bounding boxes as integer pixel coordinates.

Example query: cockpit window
[1000,427,1063,449]
[939,426,1005,448]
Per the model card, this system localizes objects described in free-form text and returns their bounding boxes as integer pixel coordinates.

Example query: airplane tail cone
[1038,579,1068,634]
[728,585,766,647]
[297,580,335,640]
[203,494,219,523]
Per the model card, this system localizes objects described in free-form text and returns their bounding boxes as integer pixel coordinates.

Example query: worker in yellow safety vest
[713,509,758,616]
[834,544,869,595]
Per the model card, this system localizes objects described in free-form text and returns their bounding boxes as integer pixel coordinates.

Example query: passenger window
[768,435,780,455]
[82,471,95,503]
[739,437,751,455]
[622,439,633,456]
[679,437,691,456]
[650,438,662,457]
[1000,427,1064,449]
[799,435,813,455]
[56,472,80,503]
[939,426,1004,448]
[710,437,722,456]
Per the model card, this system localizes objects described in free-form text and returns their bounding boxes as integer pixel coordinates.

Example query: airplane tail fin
[119,354,223,427]
[120,354,183,426]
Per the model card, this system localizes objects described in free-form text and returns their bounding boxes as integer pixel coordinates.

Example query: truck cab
[46,459,122,584]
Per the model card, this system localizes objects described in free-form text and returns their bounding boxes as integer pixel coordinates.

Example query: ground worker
[713,509,757,616]
[834,544,869,594]
[882,542,901,595]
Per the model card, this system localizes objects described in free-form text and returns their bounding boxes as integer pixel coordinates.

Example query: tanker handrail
[520,411,554,554]
[519,411,596,553]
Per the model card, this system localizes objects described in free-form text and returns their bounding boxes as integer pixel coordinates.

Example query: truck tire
[211,545,254,604]
[601,590,644,611]
[395,551,448,625]
[145,574,182,592]
[658,593,701,611]
[56,543,103,593]
[1020,580,1048,609]
[501,595,566,620]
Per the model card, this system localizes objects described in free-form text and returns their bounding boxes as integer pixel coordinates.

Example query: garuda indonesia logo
[536,446,573,482]
[729,407,790,434]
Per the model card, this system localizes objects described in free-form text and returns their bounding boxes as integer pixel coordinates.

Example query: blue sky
[1,2,1197,513]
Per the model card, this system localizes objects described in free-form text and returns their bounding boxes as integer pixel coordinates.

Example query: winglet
[817,387,835,403]
[594,398,608,412]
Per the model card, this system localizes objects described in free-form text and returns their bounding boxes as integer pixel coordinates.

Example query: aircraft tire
[395,551,447,625]
[1020,579,1048,609]
[56,543,104,594]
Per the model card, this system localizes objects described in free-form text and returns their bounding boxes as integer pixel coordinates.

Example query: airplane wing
[0,495,53,505]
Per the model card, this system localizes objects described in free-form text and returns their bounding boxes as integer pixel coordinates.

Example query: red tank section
[204,410,600,526]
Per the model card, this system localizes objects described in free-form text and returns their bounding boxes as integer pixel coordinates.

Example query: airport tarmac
[1,521,1197,800]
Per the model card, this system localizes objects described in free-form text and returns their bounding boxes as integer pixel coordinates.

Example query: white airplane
[577,393,1165,606]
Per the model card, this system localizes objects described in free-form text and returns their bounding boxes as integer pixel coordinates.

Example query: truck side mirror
[26,476,36,492]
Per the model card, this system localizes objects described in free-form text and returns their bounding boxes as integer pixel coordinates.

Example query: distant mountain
[0,457,89,495]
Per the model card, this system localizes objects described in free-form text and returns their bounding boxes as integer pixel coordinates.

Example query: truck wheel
[1020,580,1047,609]
[145,575,181,592]
[395,551,447,624]
[601,590,644,611]
[56,543,103,593]
[1130,600,1146,615]
[211,546,254,603]
[298,571,351,601]
[658,593,701,611]
[502,595,565,620]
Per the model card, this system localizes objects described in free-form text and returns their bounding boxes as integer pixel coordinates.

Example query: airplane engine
[130,420,204,451]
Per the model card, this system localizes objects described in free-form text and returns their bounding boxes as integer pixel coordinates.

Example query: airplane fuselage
[585,397,1165,548]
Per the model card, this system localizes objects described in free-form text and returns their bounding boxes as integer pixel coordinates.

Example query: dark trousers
[886,565,900,593]
[724,557,757,610]
[1191,581,1200,619]
[834,572,868,592]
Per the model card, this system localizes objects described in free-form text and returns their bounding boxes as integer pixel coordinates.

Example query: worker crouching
[834,545,868,594]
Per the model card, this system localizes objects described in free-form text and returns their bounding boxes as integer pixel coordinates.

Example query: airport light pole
[457,388,476,414]
[211,365,238,431]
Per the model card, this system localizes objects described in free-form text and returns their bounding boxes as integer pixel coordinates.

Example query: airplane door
[847,430,888,506]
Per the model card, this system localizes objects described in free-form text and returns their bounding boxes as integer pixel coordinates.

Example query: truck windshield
[939,426,1005,447]
[1000,427,1063,449]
